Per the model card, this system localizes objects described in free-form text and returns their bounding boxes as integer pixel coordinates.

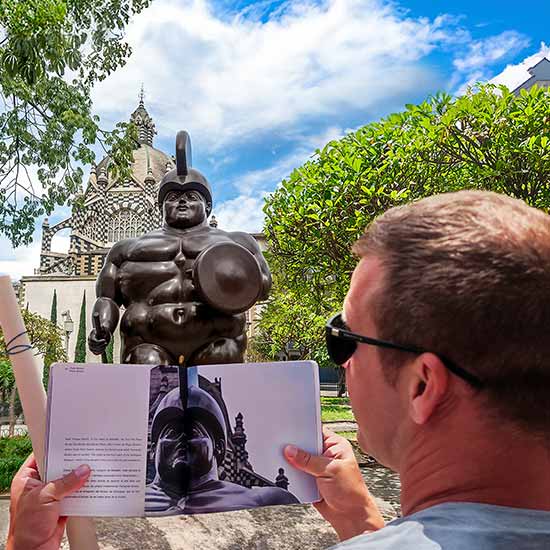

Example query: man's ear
[408,353,450,425]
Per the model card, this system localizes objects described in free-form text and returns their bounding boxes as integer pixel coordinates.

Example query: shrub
[0,435,32,492]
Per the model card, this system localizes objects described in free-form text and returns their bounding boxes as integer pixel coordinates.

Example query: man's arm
[229,231,272,300]
[88,240,127,355]
[285,428,385,541]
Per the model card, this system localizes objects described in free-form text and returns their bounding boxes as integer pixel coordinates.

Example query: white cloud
[452,69,485,97]
[450,30,531,94]
[490,42,550,90]
[0,239,41,281]
[214,194,268,232]
[50,231,71,254]
[91,0,465,150]
[453,31,530,73]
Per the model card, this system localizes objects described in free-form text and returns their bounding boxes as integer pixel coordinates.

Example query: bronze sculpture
[145,386,298,515]
[88,131,271,366]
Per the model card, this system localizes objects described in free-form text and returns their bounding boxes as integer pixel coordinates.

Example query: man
[88,131,271,366]
[8,190,550,548]
[285,190,550,548]
[145,385,298,515]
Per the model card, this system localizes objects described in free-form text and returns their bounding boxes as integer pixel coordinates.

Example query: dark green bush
[0,435,32,491]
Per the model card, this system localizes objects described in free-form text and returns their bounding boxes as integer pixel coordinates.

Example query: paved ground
[322,421,357,432]
[319,384,342,397]
[2,503,339,550]
[0,498,9,547]
[0,463,401,550]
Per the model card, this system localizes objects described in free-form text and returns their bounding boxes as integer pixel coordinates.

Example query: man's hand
[284,428,384,541]
[7,454,91,550]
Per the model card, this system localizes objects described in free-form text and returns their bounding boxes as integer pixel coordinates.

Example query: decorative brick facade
[38,99,171,277]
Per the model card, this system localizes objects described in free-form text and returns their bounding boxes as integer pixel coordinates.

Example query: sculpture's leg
[190,334,247,365]
[124,343,176,365]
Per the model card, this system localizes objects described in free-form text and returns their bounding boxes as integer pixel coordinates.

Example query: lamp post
[285,340,302,361]
[61,310,74,355]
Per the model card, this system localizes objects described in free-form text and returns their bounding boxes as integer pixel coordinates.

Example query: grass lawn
[320,397,355,422]
[320,396,350,406]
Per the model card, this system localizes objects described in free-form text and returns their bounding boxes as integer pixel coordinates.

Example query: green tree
[74,291,87,363]
[105,337,114,364]
[0,0,150,246]
[0,309,65,434]
[49,289,57,325]
[44,288,59,386]
[261,84,550,363]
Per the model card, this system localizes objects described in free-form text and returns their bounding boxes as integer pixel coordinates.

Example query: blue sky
[2,0,549,278]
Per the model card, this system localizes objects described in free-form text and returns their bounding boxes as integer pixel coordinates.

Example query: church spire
[130,86,156,147]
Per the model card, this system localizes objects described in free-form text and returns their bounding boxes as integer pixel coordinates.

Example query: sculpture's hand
[284,427,384,541]
[88,312,111,355]
[88,329,110,355]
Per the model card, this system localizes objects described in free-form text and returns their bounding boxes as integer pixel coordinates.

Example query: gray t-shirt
[330,502,550,549]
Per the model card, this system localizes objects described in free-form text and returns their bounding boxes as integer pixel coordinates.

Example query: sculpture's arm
[229,231,272,301]
[88,240,127,354]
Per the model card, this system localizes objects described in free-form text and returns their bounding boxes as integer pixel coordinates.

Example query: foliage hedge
[0,435,32,492]
[259,84,550,364]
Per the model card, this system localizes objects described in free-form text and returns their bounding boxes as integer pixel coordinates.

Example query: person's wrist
[335,507,385,540]
[322,494,385,541]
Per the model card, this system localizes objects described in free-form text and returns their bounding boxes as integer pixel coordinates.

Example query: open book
[44,361,322,517]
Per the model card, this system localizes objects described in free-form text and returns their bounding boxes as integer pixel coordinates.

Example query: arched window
[107,209,142,243]
[82,215,97,240]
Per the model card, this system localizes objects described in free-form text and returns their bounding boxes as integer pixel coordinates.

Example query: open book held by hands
[45,360,322,516]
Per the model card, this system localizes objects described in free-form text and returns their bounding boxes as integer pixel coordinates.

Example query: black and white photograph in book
[144,365,300,516]
[146,365,180,484]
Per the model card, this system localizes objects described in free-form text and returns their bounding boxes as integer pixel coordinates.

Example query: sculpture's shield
[193,242,262,314]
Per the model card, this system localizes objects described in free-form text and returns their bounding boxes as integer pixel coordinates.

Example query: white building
[512,57,550,94]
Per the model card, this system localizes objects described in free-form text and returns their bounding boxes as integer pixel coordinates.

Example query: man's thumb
[42,465,91,502]
[284,445,330,477]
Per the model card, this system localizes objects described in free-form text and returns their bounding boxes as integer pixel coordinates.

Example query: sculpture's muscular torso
[89,132,271,366]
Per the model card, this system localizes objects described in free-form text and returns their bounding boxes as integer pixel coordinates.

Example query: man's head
[162,189,208,229]
[342,190,550,465]
[151,386,227,492]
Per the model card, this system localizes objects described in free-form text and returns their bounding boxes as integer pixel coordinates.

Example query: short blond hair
[353,190,550,437]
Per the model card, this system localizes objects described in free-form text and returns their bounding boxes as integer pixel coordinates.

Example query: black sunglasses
[326,313,483,388]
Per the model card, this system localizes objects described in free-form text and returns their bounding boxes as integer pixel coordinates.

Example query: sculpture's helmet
[151,385,227,461]
[157,131,213,215]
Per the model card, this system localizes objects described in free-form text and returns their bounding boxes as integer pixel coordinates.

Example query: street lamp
[285,340,302,361]
[61,310,74,355]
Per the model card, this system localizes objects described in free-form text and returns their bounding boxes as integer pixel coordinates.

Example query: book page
[45,363,151,516]
[194,361,322,507]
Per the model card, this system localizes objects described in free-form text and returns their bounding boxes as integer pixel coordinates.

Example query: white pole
[0,275,99,549]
